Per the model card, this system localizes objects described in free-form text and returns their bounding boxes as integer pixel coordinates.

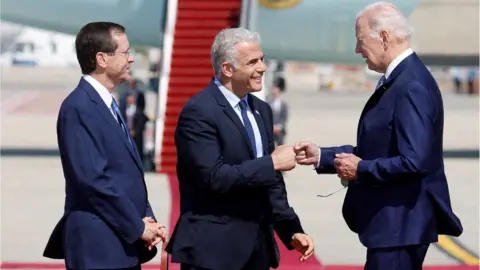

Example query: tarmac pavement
[0,67,478,268]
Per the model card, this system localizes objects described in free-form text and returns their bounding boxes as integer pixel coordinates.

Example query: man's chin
[249,83,263,92]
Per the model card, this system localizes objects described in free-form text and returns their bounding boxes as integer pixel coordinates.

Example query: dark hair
[75,22,126,74]
[273,76,286,92]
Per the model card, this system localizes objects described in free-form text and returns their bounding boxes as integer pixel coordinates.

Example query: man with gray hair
[166,27,314,270]
[294,2,462,269]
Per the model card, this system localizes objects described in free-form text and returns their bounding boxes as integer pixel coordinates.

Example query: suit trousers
[180,228,270,270]
[364,244,429,270]
[67,265,140,270]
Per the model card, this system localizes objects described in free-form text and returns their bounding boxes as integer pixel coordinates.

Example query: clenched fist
[294,141,319,166]
[271,145,296,171]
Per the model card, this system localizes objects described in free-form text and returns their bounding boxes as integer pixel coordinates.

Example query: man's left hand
[290,233,314,262]
[143,216,167,250]
[334,153,362,180]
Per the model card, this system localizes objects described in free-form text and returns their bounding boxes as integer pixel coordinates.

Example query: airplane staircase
[157,0,241,174]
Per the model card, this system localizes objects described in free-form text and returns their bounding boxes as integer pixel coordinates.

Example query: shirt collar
[83,75,113,108]
[214,77,249,108]
[385,48,413,79]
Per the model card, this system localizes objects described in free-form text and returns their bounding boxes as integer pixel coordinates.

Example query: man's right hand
[272,145,296,171]
[294,141,320,166]
[140,217,166,250]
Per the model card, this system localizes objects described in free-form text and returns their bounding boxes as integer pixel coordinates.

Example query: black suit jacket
[166,80,304,270]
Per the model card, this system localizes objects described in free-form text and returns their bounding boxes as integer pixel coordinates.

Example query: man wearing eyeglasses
[43,22,166,270]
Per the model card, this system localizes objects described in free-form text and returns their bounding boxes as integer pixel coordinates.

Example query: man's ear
[96,52,107,69]
[221,62,234,78]
[380,30,389,50]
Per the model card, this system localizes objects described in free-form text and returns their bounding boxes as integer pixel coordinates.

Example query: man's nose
[258,60,267,73]
[355,44,361,54]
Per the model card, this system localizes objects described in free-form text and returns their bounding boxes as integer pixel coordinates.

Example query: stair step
[177,10,239,20]
[168,89,207,97]
[165,106,184,117]
[168,86,211,94]
[176,19,238,29]
[170,60,211,69]
[164,119,179,130]
[173,37,213,47]
[172,48,211,57]
[157,165,176,173]
[161,145,177,155]
[178,1,241,10]
[170,67,213,77]
[169,78,211,87]
[162,156,177,164]
[175,29,220,38]
[165,96,192,106]
[170,54,210,62]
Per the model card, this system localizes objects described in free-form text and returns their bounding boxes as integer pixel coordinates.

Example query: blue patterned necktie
[376,75,386,90]
[111,99,133,148]
[238,100,257,158]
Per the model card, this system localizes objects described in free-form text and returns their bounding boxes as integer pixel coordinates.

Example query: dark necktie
[376,75,386,90]
[111,99,133,148]
[239,100,257,158]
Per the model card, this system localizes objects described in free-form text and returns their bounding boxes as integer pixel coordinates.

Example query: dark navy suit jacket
[43,78,157,269]
[317,53,463,249]
[166,80,304,270]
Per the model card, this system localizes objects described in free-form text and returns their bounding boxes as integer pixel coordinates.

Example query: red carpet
[1,262,478,269]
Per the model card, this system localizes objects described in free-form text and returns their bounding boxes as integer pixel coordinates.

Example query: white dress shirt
[214,78,263,158]
[83,75,118,122]
[385,48,413,79]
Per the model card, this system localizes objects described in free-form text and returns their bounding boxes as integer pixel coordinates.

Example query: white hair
[211,28,261,77]
[357,1,414,40]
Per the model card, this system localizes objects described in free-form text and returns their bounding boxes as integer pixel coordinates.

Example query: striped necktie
[111,99,133,148]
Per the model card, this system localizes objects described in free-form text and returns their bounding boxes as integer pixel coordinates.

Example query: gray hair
[357,1,413,40]
[211,28,261,77]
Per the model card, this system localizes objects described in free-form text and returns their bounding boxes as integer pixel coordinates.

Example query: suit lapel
[356,53,415,141]
[222,105,255,158]
[209,80,255,158]
[249,96,268,156]
[80,79,143,171]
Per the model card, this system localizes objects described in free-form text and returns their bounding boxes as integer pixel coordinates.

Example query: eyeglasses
[105,50,132,58]
[317,178,349,198]
[317,186,347,198]
[116,50,132,57]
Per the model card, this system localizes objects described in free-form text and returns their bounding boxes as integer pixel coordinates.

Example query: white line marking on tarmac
[0,92,41,115]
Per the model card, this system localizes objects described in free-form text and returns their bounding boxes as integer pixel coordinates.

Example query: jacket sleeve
[270,172,304,249]
[58,107,144,244]
[175,105,278,194]
[315,145,356,174]
[261,105,304,249]
[357,82,435,184]
[145,201,156,221]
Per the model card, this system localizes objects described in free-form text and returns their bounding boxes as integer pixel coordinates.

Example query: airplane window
[14,42,35,53]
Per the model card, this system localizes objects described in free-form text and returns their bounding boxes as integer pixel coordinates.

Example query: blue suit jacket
[317,53,463,248]
[166,80,304,270]
[43,78,157,269]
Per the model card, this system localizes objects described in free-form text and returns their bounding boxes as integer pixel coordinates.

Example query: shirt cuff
[314,147,322,168]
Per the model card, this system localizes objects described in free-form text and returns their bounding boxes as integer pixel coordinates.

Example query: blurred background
[0,0,478,269]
